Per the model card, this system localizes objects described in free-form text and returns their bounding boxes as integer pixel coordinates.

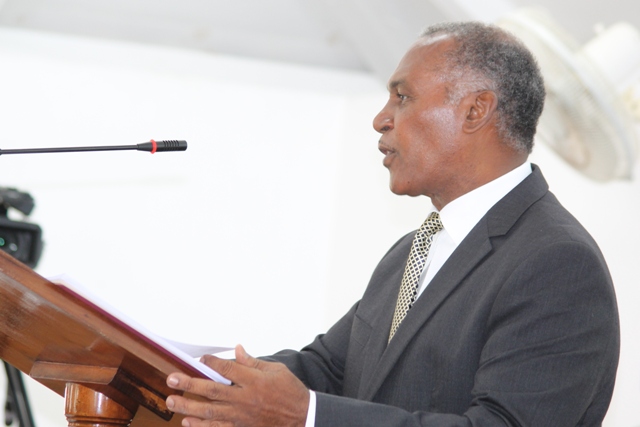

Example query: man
[165,22,620,426]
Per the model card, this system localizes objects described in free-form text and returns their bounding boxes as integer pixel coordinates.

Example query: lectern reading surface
[0,250,211,427]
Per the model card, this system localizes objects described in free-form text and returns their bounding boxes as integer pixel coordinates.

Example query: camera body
[0,188,43,268]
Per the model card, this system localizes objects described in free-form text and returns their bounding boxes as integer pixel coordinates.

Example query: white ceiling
[0,0,638,81]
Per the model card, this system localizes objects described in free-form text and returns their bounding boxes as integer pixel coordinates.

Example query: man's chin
[389,182,422,198]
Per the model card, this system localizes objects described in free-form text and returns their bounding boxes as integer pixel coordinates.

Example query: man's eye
[397,93,407,101]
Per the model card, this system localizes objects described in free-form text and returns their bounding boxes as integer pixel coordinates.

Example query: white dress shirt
[304,162,532,426]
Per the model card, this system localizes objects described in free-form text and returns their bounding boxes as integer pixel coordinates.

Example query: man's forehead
[386,36,454,89]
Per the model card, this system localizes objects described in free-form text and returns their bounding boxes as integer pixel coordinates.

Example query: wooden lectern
[0,250,204,427]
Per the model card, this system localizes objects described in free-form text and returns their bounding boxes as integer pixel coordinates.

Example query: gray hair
[421,22,545,153]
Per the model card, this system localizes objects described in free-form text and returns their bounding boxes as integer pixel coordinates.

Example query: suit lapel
[358,223,493,400]
[353,237,410,399]
[358,165,549,401]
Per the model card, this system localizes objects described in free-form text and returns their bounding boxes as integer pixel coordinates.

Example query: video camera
[0,187,43,268]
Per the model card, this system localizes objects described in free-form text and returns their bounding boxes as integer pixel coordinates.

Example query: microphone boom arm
[0,140,187,155]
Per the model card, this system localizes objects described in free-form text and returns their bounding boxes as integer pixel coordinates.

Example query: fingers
[166,394,218,419]
[234,344,262,370]
[167,373,235,402]
[167,345,279,396]
[166,376,236,426]
[198,348,267,386]
[199,345,269,380]
[166,396,233,427]
[234,344,253,366]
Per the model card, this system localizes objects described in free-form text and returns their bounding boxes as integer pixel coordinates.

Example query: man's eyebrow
[387,79,405,91]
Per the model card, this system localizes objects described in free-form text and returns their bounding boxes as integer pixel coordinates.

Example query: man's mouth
[378,141,396,166]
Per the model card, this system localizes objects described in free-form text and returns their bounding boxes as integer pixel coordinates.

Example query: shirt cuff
[304,390,316,427]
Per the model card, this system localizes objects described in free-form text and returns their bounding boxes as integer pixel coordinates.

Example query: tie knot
[418,211,443,237]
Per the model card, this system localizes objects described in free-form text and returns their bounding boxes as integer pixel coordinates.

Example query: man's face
[374,36,472,207]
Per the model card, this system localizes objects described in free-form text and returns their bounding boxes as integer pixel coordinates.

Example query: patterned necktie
[389,211,443,342]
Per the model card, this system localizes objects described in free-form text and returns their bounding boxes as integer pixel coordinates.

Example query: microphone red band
[150,139,158,154]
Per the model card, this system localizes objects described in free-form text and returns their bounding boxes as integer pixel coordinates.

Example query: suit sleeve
[264,301,358,395]
[467,240,619,426]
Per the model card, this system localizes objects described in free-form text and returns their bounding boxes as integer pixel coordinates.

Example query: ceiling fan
[499,8,640,181]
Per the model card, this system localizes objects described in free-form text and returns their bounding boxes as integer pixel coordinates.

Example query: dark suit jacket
[269,166,620,426]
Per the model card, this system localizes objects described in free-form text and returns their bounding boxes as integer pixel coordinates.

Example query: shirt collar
[435,162,532,245]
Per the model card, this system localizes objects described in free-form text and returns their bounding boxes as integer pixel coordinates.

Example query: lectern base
[65,383,134,427]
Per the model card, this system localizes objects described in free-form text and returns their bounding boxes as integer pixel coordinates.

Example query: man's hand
[166,344,310,427]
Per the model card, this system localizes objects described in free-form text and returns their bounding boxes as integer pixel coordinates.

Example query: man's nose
[373,105,393,134]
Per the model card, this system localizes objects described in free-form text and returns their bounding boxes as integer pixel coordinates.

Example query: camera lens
[0,231,29,258]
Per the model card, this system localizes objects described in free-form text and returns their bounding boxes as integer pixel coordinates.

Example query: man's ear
[462,90,498,134]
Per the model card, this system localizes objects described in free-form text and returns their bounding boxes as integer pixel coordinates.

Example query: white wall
[0,28,637,427]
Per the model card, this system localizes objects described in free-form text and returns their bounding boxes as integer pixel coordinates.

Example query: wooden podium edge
[0,251,204,427]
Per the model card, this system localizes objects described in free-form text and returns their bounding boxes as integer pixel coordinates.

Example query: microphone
[0,140,187,155]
